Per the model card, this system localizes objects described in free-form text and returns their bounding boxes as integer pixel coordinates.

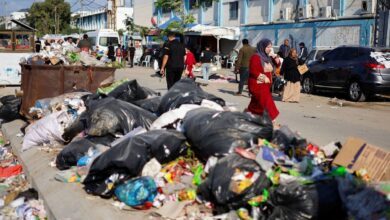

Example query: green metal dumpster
[20,64,115,117]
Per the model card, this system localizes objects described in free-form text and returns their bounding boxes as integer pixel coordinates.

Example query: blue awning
[158,15,197,30]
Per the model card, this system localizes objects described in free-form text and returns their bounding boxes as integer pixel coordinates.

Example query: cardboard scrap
[333,137,390,181]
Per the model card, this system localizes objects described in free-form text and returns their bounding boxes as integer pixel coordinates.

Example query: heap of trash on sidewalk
[0,128,46,219]
[1,78,390,220]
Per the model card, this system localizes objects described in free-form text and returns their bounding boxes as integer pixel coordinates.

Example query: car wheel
[348,81,366,102]
[302,76,314,94]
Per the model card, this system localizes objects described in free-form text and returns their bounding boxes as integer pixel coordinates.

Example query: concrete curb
[2,120,147,220]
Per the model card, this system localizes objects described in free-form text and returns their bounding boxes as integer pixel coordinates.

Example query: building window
[161,7,170,14]
[229,1,238,20]
[189,0,197,9]
[204,0,212,8]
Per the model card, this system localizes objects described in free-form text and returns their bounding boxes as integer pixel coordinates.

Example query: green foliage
[154,0,217,36]
[26,0,71,36]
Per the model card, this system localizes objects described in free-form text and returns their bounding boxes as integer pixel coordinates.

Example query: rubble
[0,131,47,219]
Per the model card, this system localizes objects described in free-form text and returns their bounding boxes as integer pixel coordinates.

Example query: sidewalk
[2,120,147,220]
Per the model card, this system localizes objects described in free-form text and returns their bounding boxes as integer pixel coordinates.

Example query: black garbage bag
[182,108,273,161]
[158,78,225,114]
[83,130,187,197]
[337,177,388,220]
[262,180,347,220]
[272,126,308,161]
[198,153,271,214]
[56,135,116,170]
[0,95,21,122]
[133,97,161,114]
[62,112,88,142]
[86,97,157,136]
[108,79,160,103]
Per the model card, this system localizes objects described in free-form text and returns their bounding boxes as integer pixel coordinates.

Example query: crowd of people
[231,37,309,123]
[133,33,309,124]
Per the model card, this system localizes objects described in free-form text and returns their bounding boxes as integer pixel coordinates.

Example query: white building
[133,0,382,49]
[3,11,28,30]
[73,6,133,31]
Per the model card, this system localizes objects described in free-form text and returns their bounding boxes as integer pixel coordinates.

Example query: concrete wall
[223,0,241,26]
[247,0,268,24]
[133,0,154,27]
[316,25,361,46]
[203,4,216,25]
[246,29,275,45]
[244,18,374,49]
[278,28,313,50]
[273,0,296,21]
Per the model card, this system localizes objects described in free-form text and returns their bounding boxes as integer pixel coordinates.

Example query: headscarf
[289,48,298,64]
[256,38,273,64]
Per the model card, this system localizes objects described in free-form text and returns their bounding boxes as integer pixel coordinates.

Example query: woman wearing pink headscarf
[247,38,281,121]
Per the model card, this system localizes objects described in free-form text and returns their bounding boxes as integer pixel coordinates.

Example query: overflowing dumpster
[20,64,115,118]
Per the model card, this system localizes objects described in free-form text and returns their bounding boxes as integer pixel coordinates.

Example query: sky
[0,0,115,16]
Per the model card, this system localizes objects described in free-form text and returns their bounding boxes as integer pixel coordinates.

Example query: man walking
[35,38,41,53]
[128,43,136,67]
[77,34,91,53]
[234,39,255,96]
[160,32,186,90]
[279,39,290,59]
[200,45,215,85]
[298,42,308,64]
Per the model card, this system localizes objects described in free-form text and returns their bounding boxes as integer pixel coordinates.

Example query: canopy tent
[185,24,240,55]
[158,15,197,30]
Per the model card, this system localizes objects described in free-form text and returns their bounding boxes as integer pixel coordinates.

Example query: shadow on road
[218,89,251,98]
[307,90,390,103]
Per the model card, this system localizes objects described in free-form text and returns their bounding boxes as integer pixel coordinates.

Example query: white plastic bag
[22,111,74,151]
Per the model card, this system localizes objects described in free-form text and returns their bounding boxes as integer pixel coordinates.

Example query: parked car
[305,47,334,65]
[302,46,390,101]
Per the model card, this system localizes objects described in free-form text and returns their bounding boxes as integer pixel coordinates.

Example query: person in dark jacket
[298,42,308,64]
[160,32,186,89]
[107,43,115,62]
[128,43,136,67]
[200,45,215,84]
[278,39,290,59]
[280,48,301,103]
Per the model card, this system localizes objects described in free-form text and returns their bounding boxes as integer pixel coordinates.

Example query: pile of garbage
[20,45,123,68]
[0,131,47,219]
[3,78,390,219]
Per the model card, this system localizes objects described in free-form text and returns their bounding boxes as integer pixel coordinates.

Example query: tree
[154,0,218,35]
[26,0,71,36]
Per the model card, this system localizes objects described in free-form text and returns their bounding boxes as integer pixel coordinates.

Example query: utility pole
[108,0,117,30]
[55,6,57,34]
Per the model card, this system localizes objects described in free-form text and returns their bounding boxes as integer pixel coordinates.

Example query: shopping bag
[297,64,309,75]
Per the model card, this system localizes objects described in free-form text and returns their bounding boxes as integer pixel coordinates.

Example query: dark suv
[302,46,390,101]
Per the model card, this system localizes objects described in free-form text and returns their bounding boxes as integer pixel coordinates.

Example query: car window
[315,50,330,60]
[306,50,315,61]
[99,37,119,47]
[323,49,339,60]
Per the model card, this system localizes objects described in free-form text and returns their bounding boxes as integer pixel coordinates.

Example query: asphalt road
[1,65,389,150]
